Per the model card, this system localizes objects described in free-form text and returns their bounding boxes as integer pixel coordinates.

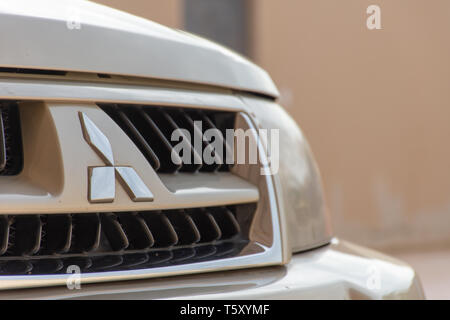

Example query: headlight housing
[240,94,332,253]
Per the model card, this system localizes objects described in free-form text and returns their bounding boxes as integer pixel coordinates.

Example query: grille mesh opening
[0,67,67,76]
[0,204,256,275]
[0,101,23,176]
[99,104,235,173]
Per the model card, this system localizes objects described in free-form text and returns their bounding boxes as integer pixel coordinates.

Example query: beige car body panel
[0,0,424,299]
[0,0,278,98]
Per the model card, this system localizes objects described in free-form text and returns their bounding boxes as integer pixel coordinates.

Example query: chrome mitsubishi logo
[79,112,154,203]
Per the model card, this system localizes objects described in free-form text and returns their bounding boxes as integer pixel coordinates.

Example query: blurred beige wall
[250,0,450,250]
[93,0,182,28]
[94,0,450,250]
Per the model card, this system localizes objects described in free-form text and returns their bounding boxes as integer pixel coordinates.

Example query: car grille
[0,94,279,288]
[99,104,235,173]
[0,204,255,275]
[0,101,23,176]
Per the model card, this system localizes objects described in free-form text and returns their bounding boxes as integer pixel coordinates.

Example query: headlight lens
[241,94,332,253]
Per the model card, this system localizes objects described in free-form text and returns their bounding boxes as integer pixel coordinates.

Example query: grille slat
[11,215,42,256]
[209,207,241,239]
[166,210,201,245]
[188,209,222,242]
[117,212,154,250]
[140,211,178,247]
[115,107,161,170]
[162,110,203,172]
[142,108,185,170]
[200,113,235,171]
[101,104,161,170]
[100,213,129,252]
[136,108,183,173]
[72,213,101,253]
[43,215,72,254]
[98,104,236,173]
[180,110,222,172]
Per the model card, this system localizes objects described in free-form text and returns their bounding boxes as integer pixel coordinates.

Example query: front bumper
[0,238,424,299]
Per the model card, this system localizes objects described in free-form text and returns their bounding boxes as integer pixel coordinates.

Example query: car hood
[0,0,279,98]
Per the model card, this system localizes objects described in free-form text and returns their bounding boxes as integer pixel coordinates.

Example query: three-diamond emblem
[79,112,154,203]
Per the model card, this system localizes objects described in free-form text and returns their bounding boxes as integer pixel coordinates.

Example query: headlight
[240,94,332,253]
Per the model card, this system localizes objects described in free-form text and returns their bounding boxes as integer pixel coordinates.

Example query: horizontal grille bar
[0,204,256,275]
[0,243,247,275]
